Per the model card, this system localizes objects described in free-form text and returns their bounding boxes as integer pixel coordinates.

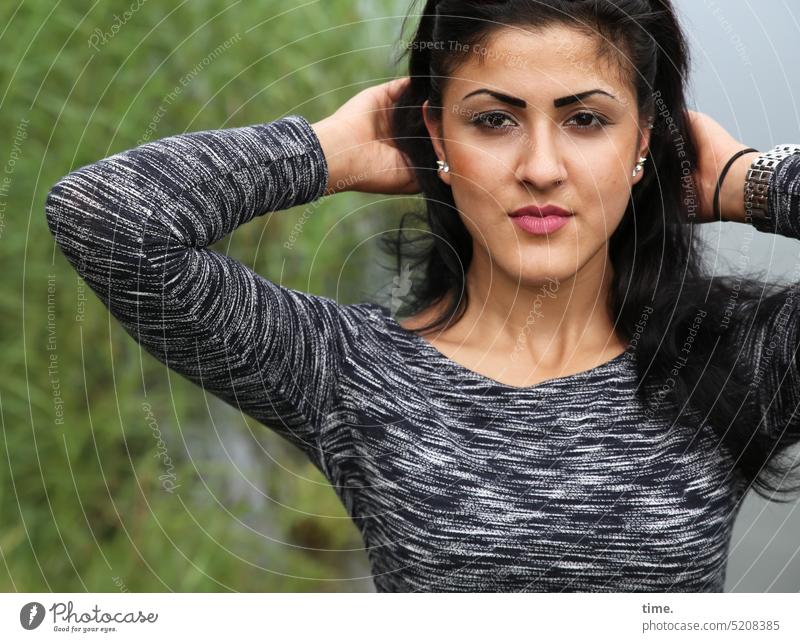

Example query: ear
[631,123,652,186]
[422,99,451,186]
[640,123,652,159]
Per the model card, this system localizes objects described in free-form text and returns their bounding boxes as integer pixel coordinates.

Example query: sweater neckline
[372,304,632,393]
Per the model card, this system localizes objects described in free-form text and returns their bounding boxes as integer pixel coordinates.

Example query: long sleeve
[44,115,365,471]
[732,153,800,447]
[750,152,800,238]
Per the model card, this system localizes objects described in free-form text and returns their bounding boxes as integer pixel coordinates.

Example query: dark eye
[567,111,609,129]
[470,111,516,130]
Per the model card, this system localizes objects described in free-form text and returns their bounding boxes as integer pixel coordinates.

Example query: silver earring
[632,156,647,177]
[436,159,450,173]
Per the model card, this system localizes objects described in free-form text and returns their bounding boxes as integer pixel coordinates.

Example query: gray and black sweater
[44,114,800,592]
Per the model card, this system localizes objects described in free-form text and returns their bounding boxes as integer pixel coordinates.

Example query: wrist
[719,150,760,223]
[311,117,356,195]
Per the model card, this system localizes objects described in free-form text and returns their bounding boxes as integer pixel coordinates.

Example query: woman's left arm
[718,146,800,235]
[728,152,800,449]
[684,109,800,229]
[744,152,800,237]
[687,111,800,446]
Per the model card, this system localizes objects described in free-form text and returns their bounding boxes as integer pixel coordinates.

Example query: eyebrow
[461,88,618,108]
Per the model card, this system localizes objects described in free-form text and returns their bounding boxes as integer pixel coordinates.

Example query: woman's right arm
[44,114,366,471]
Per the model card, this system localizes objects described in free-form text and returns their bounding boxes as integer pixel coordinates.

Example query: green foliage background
[0,0,418,591]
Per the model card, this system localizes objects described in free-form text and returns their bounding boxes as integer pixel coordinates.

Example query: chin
[513,251,581,276]
[506,263,579,289]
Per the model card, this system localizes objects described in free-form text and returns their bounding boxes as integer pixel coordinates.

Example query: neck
[452,243,624,367]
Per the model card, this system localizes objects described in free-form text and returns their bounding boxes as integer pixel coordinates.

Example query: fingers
[385,76,411,100]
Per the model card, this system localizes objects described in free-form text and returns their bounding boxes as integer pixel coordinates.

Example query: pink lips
[508,204,573,235]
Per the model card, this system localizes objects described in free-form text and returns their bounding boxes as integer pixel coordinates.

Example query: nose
[513,123,568,191]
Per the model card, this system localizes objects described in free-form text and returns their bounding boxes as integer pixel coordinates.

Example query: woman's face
[423,24,651,287]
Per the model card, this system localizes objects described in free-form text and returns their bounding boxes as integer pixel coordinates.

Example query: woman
[45,0,800,592]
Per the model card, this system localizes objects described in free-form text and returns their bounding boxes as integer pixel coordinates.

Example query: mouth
[509,204,573,218]
[508,204,573,235]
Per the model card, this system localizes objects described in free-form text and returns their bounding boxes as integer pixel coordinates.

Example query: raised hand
[684,109,760,223]
[312,77,419,195]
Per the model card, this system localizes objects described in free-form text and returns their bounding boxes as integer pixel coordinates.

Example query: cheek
[605,175,633,223]
[578,162,633,228]
[451,148,501,189]
[448,149,509,214]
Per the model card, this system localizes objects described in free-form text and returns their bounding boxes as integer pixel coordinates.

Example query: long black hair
[381,0,800,502]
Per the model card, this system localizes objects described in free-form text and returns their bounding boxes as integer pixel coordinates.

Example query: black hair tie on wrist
[713,147,759,222]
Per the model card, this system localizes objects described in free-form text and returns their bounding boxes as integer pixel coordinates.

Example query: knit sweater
[44,114,800,592]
